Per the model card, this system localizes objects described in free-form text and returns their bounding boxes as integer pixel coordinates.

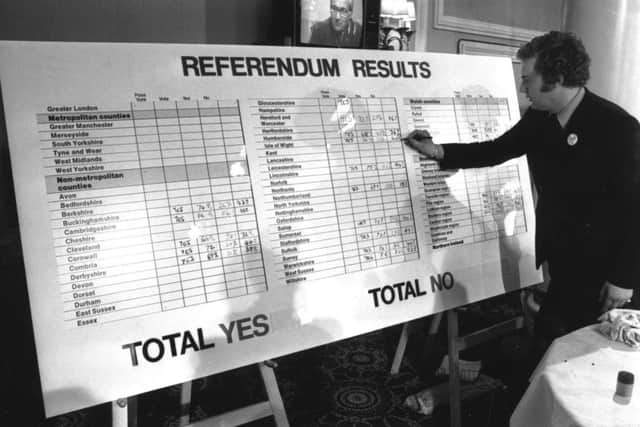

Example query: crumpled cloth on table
[597,309,640,349]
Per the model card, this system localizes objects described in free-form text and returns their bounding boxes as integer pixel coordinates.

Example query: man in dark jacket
[309,0,362,48]
[404,31,640,349]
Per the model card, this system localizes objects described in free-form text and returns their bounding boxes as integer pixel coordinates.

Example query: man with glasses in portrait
[309,0,362,48]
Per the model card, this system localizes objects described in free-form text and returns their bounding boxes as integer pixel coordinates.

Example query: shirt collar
[556,87,585,128]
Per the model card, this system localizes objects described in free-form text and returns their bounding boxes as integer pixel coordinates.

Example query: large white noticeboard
[0,41,542,416]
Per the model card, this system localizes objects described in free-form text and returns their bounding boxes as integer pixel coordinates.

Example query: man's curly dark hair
[517,31,590,89]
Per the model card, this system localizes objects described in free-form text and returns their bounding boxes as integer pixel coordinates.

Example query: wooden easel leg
[112,398,129,427]
[390,322,410,374]
[428,312,443,336]
[391,312,444,375]
[259,361,290,427]
[180,381,192,426]
[164,362,289,426]
[447,310,461,427]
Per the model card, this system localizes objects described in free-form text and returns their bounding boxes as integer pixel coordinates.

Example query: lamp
[379,0,416,50]
[381,0,409,16]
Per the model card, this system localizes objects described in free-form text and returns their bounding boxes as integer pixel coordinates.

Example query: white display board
[0,41,542,417]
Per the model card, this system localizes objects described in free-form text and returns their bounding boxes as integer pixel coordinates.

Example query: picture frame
[457,39,520,61]
[434,0,544,42]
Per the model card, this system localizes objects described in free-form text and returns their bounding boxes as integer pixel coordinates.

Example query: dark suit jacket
[439,89,640,292]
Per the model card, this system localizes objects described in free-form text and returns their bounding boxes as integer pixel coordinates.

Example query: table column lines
[386,98,419,261]
[317,98,347,274]
[331,97,360,273]
[353,100,375,269]
[452,96,462,142]
[230,99,251,296]
[219,99,247,296]
[368,100,383,268]
[210,101,233,298]
[514,166,528,232]
[386,101,404,261]
[132,103,177,312]
[129,102,162,302]
[371,98,389,266]
[455,97,484,241]
[195,100,225,303]
[383,98,395,252]
[337,100,363,271]
[153,102,187,309]
[221,99,266,297]
[478,98,495,239]
[175,101,207,304]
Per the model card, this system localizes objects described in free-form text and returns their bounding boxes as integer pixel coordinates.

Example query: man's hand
[403,129,444,160]
[599,281,633,313]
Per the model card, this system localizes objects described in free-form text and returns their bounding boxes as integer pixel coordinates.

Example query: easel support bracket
[111,360,289,427]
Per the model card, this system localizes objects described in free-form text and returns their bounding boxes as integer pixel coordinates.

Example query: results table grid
[40,100,268,327]
[405,96,528,250]
[252,96,419,284]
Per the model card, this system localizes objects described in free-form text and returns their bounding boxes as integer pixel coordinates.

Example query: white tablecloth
[510,325,640,427]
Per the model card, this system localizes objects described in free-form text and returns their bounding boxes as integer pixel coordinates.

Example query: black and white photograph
[1,1,638,426]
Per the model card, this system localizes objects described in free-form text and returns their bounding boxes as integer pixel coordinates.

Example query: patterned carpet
[278,329,433,427]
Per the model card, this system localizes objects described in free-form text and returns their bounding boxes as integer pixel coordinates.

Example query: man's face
[330,0,353,32]
[520,56,556,111]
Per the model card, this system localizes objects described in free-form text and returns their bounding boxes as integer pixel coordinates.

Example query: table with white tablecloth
[511,325,640,427]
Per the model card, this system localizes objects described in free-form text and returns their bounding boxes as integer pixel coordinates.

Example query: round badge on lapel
[567,133,578,146]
